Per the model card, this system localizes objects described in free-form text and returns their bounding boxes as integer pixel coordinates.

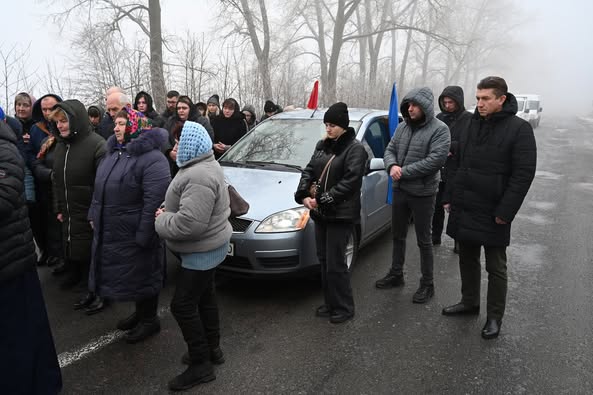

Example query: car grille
[221,256,251,269]
[229,217,252,233]
[259,256,300,269]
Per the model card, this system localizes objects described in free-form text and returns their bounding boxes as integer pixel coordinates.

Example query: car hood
[222,166,303,221]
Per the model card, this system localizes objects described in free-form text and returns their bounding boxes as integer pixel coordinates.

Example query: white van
[515,94,542,128]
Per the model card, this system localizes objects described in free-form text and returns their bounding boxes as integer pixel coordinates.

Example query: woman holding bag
[294,102,368,324]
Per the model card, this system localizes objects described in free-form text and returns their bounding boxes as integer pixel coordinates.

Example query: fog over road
[41,116,593,393]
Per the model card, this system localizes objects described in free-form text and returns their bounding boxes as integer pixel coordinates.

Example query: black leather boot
[74,293,97,310]
[116,312,139,331]
[168,362,215,391]
[481,319,502,339]
[124,318,161,344]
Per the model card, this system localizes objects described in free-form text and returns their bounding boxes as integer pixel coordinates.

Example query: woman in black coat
[294,102,368,324]
[88,108,170,343]
[163,95,214,177]
[50,100,107,298]
[0,118,62,394]
[210,98,248,158]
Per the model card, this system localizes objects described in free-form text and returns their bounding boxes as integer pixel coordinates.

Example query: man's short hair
[477,76,508,98]
[166,90,180,99]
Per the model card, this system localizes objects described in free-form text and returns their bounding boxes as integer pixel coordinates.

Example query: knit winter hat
[207,94,220,107]
[123,105,152,143]
[264,100,277,113]
[176,121,213,167]
[323,102,349,130]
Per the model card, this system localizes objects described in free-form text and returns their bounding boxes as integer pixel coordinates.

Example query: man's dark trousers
[432,181,446,241]
[458,242,507,320]
[390,189,436,286]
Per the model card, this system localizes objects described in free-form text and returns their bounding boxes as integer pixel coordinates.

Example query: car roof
[269,108,388,122]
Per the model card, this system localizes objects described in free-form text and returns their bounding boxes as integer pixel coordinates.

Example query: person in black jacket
[163,95,214,177]
[211,98,247,159]
[433,86,472,250]
[442,76,537,340]
[294,102,367,324]
[50,100,107,313]
[0,115,62,394]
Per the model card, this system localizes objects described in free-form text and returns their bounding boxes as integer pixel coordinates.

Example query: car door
[360,116,391,241]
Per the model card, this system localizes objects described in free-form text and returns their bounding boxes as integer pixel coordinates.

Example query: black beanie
[207,94,220,107]
[264,100,276,113]
[323,102,349,130]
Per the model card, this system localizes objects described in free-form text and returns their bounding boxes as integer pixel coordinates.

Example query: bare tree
[50,0,166,110]
[0,43,38,111]
[219,0,274,101]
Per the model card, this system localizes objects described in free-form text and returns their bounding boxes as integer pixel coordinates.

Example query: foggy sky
[2,0,592,116]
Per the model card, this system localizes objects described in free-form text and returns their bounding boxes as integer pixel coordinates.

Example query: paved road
[41,116,593,394]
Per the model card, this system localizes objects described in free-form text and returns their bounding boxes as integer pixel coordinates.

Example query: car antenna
[310,108,318,118]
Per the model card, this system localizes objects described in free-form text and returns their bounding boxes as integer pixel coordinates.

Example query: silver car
[218,108,393,276]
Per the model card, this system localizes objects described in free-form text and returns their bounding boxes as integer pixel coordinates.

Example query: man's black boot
[442,302,480,316]
[375,273,404,289]
[168,362,215,391]
[481,319,502,339]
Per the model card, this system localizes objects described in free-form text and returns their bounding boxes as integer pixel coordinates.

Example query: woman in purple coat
[88,107,171,343]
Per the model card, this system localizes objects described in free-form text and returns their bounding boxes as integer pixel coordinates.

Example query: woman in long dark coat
[50,100,106,298]
[88,107,170,343]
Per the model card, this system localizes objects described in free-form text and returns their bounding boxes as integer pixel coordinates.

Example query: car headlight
[255,207,310,233]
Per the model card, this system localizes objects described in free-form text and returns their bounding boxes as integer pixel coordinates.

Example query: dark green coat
[52,100,106,262]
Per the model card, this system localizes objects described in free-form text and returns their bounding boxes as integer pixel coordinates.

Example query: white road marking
[58,306,170,368]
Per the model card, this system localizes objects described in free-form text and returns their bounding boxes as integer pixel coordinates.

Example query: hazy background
[1,0,592,116]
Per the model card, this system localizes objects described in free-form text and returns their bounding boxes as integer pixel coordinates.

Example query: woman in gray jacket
[155,121,232,392]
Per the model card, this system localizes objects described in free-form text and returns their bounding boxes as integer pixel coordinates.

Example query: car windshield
[527,100,539,110]
[221,119,362,169]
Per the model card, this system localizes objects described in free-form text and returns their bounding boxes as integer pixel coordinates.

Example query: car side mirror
[539,107,543,112]
[366,158,384,174]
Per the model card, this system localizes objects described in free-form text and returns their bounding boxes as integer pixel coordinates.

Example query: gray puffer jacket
[384,87,450,196]
[155,151,232,253]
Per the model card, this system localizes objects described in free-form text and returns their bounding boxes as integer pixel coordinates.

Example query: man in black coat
[433,86,472,249]
[442,76,537,340]
[0,116,62,393]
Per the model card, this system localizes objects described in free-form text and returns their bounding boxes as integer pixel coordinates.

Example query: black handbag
[228,184,249,218]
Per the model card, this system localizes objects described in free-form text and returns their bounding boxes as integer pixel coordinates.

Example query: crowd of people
[0,75,537,393]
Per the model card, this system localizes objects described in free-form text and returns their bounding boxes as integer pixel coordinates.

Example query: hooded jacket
[295,127,368,223]
[210,98,248,158]
[29,94,63,159]
[51,100,107,262]
[241,104,258,130]
[445,92,537,246]
[436,86,473,182]
[134,91,165,128]
[383,87,450,197]
[0,121,37,283]
[88,105,105,135]
[88,129,170,300]
[155,152,232,254]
